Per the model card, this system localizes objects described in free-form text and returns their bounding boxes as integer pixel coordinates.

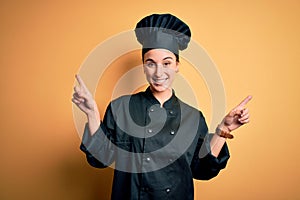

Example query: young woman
[72,13,251,200]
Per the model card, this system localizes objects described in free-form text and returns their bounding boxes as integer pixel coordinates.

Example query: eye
[163,62,171,67]
[145,62,156,68]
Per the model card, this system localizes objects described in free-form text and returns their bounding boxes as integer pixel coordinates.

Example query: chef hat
[135,13,191,60]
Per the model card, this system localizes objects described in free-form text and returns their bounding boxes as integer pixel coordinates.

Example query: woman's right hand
[72,74,100,135]
[72,74,98,116]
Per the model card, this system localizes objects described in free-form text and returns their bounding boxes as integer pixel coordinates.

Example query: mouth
[152,78,168,84]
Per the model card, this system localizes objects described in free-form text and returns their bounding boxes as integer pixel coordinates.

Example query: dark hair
[142,48,179,62]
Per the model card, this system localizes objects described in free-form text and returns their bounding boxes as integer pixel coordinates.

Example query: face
[143,49,179,93]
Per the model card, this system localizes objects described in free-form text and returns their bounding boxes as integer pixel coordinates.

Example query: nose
[155,65,163,77]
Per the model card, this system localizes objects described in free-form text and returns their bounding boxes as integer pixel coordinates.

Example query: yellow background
[1,0,299,199]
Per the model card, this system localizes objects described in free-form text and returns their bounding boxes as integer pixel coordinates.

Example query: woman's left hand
[221,95,252,132]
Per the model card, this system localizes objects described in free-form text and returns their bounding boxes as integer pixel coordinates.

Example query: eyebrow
[145,57,174,62]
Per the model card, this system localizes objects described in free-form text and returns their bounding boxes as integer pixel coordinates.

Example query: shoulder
[176,97,208,135]
[108,91,146,110]
[111,91,145,104]
[177,98,205,118]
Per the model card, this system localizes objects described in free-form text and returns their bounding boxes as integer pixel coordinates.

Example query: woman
[72,13,251,200]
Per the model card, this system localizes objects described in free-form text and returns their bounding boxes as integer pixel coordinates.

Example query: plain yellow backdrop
[1,0,299,199]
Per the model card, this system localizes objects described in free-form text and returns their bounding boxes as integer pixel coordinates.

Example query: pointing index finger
[75,74,88,90]
[237,95,252,108]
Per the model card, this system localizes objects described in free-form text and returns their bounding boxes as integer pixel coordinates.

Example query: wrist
[86,101,99,116]
[86,108,100,123]
[87,111,100,119]
[216,124,234,139]
[86,110,101,136]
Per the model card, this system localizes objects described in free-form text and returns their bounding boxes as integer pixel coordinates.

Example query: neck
[150,87,173,106]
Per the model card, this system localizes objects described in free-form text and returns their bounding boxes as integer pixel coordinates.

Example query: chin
[150,84,170,93]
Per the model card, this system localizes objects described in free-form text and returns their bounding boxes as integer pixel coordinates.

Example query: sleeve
[79,103,116,168]
[190,113,230,180]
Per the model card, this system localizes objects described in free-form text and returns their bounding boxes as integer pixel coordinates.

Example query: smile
[153,78,168,84]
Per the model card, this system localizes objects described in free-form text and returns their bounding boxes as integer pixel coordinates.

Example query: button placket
[147,106,155,136]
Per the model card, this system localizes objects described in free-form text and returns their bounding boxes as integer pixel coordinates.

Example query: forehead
[144,49,176,61]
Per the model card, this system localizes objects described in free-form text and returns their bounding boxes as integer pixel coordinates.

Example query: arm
[79,120,115,168]
[191,132,230,180]
[72,74,115,168]
[191,96,252,180]
[210,95,252,157]
[190,112,230,180]
[72,74,100,135]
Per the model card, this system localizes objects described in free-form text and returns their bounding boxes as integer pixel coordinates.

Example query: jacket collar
[144,86,178,109]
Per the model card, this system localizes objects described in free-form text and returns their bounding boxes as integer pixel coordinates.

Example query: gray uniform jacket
[80,87,230,200]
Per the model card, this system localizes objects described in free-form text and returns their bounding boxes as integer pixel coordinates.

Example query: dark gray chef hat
[135,13,191,60]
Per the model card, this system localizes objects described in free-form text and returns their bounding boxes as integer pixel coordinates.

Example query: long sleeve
[80,103,116,168]
[191,133,230,180]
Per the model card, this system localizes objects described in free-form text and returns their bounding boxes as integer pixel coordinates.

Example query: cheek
[143,70,153,80]
[144,68,154,76]
[166,69,176,77]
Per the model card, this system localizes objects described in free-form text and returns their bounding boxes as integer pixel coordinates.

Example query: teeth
[154,78,167,83]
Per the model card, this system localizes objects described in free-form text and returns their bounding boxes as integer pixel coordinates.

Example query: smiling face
[143,49,179,95]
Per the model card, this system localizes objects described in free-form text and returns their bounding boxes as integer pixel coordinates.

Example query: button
[170,130,175,135]
[148,129,153,133]
[169,110,174,114]
[146,157,151,162]
[149,108,154,112]
[141,187,149,191]
[169,158,173,162]
[166,188,171,193]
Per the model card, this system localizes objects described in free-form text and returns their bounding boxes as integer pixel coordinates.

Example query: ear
[175,61,180,73]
